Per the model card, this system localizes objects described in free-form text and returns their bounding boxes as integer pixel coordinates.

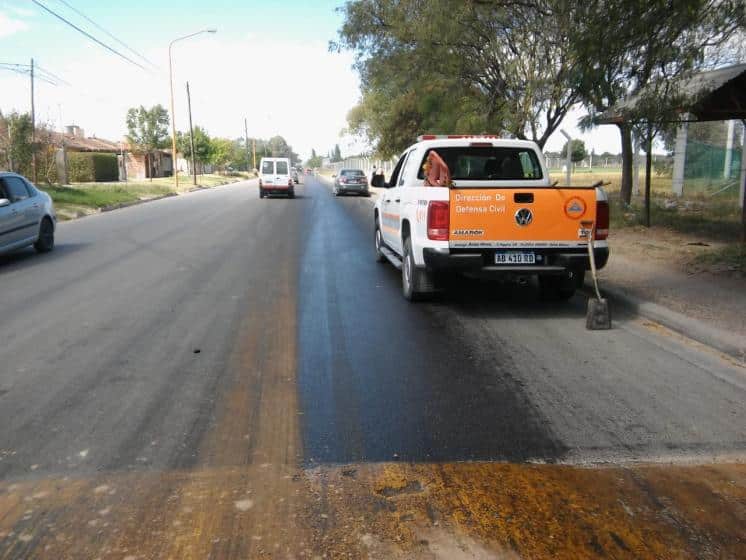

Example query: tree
[177,126,212,174]
[331,144,342,162]
[336,0,579,156]
[306,148,323,168]
[126,105,170,181]
[267,135,300,163]
[209,137,234,172]
[562,139,587,164]
[565,0,745,204]
[0,111,33,175]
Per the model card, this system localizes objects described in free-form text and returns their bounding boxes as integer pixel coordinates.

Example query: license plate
[495,252,536,264]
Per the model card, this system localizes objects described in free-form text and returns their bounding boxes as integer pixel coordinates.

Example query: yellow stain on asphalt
[1,462,745,559]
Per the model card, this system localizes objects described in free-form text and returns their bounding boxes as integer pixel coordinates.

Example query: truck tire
[259,188,265,199]
[539,271,582,301]
[374,219,386,262]
[288,188,295,199]
[402,237,434,301]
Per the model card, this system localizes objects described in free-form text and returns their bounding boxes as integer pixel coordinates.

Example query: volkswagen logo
[515,208,533,226]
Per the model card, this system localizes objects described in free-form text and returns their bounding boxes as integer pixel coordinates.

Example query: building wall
[124,152,173,180]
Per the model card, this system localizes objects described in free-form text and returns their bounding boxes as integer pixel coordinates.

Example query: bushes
[68,152,119,182]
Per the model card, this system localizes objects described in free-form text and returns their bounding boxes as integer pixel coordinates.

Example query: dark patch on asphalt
[296,178,567,464]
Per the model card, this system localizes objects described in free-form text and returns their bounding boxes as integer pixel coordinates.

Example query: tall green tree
[126,105,170,181]
[336,0,578,156]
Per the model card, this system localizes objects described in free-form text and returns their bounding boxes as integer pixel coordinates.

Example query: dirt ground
[600,227,746,338]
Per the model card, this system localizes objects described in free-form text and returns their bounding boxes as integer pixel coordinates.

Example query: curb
[585,282,745,362]
[100,192,178,213]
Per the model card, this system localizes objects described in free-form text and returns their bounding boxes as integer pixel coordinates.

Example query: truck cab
[373,135,609,301]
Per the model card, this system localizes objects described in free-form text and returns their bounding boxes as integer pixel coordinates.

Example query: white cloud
[0,11,28,38]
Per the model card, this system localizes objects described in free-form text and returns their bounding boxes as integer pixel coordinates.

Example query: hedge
[68,152,119,182]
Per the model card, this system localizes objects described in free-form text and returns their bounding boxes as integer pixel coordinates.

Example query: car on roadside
[291,167,301,185]
[373,135,609,301]
[333,168,370,196]
[0,172,57,257]
[259,157,295,199]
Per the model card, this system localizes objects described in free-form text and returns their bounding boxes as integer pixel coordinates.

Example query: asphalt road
[0,176,744,558]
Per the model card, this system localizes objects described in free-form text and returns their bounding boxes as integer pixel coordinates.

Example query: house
[52,125,174,181]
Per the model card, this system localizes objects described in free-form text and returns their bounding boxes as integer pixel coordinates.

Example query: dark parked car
[332,169,370,196]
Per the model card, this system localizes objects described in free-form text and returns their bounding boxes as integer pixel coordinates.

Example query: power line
[55,0,158,70]
[30,0,150,72]
[35,63,71,86]
[0,63,60,86]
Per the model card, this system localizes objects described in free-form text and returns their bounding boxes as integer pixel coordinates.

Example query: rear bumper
[337,184,369,193]
[423,246,609,274]
[261,184,292,192]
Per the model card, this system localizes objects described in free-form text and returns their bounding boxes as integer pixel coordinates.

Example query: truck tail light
[427,201,449,240]
[595,200,609,240]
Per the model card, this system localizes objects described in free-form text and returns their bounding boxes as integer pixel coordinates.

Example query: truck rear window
[417,147,543,181]
[261,161,274,174]
[276,161,289,175]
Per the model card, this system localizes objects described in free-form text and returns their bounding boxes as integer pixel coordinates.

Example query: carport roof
[598,63,746,124]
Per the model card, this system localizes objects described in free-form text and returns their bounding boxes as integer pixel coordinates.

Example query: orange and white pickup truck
[373,135,609,301]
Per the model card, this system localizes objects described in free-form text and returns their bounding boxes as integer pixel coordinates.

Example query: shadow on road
[0,243,90,273]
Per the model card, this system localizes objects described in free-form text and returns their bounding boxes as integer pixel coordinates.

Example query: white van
[259,157,294,199]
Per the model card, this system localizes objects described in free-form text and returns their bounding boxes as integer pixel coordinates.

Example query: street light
[169,28,216,188]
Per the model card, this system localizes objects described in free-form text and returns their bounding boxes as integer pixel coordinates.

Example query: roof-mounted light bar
[417,134,502,142]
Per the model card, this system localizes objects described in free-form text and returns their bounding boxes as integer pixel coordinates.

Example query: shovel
[582,219,611,330]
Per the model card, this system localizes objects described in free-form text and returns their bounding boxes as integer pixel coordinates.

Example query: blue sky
[1,0,622,158]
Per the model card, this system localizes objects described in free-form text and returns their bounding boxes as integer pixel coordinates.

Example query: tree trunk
[644,127,653,227]
[619,123,633,205]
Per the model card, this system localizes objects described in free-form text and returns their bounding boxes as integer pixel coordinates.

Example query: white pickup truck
[373,135,609,301]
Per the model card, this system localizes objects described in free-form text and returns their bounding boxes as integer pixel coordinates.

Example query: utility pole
[244,118,250,174]
[30,58,37,182]
[186,81,197,186]
[560,129,571,185]
[252,139,256,171]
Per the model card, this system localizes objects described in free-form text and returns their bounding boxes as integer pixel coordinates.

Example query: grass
[39,173,249,219]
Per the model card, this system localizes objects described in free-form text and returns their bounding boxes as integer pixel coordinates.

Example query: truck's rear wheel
[539,270,583,301]
[374,220,386,263]
[402,237,433,301]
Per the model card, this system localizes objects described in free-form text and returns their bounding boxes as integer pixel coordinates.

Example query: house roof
[50,131,121,152]
[598,63,746,124]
